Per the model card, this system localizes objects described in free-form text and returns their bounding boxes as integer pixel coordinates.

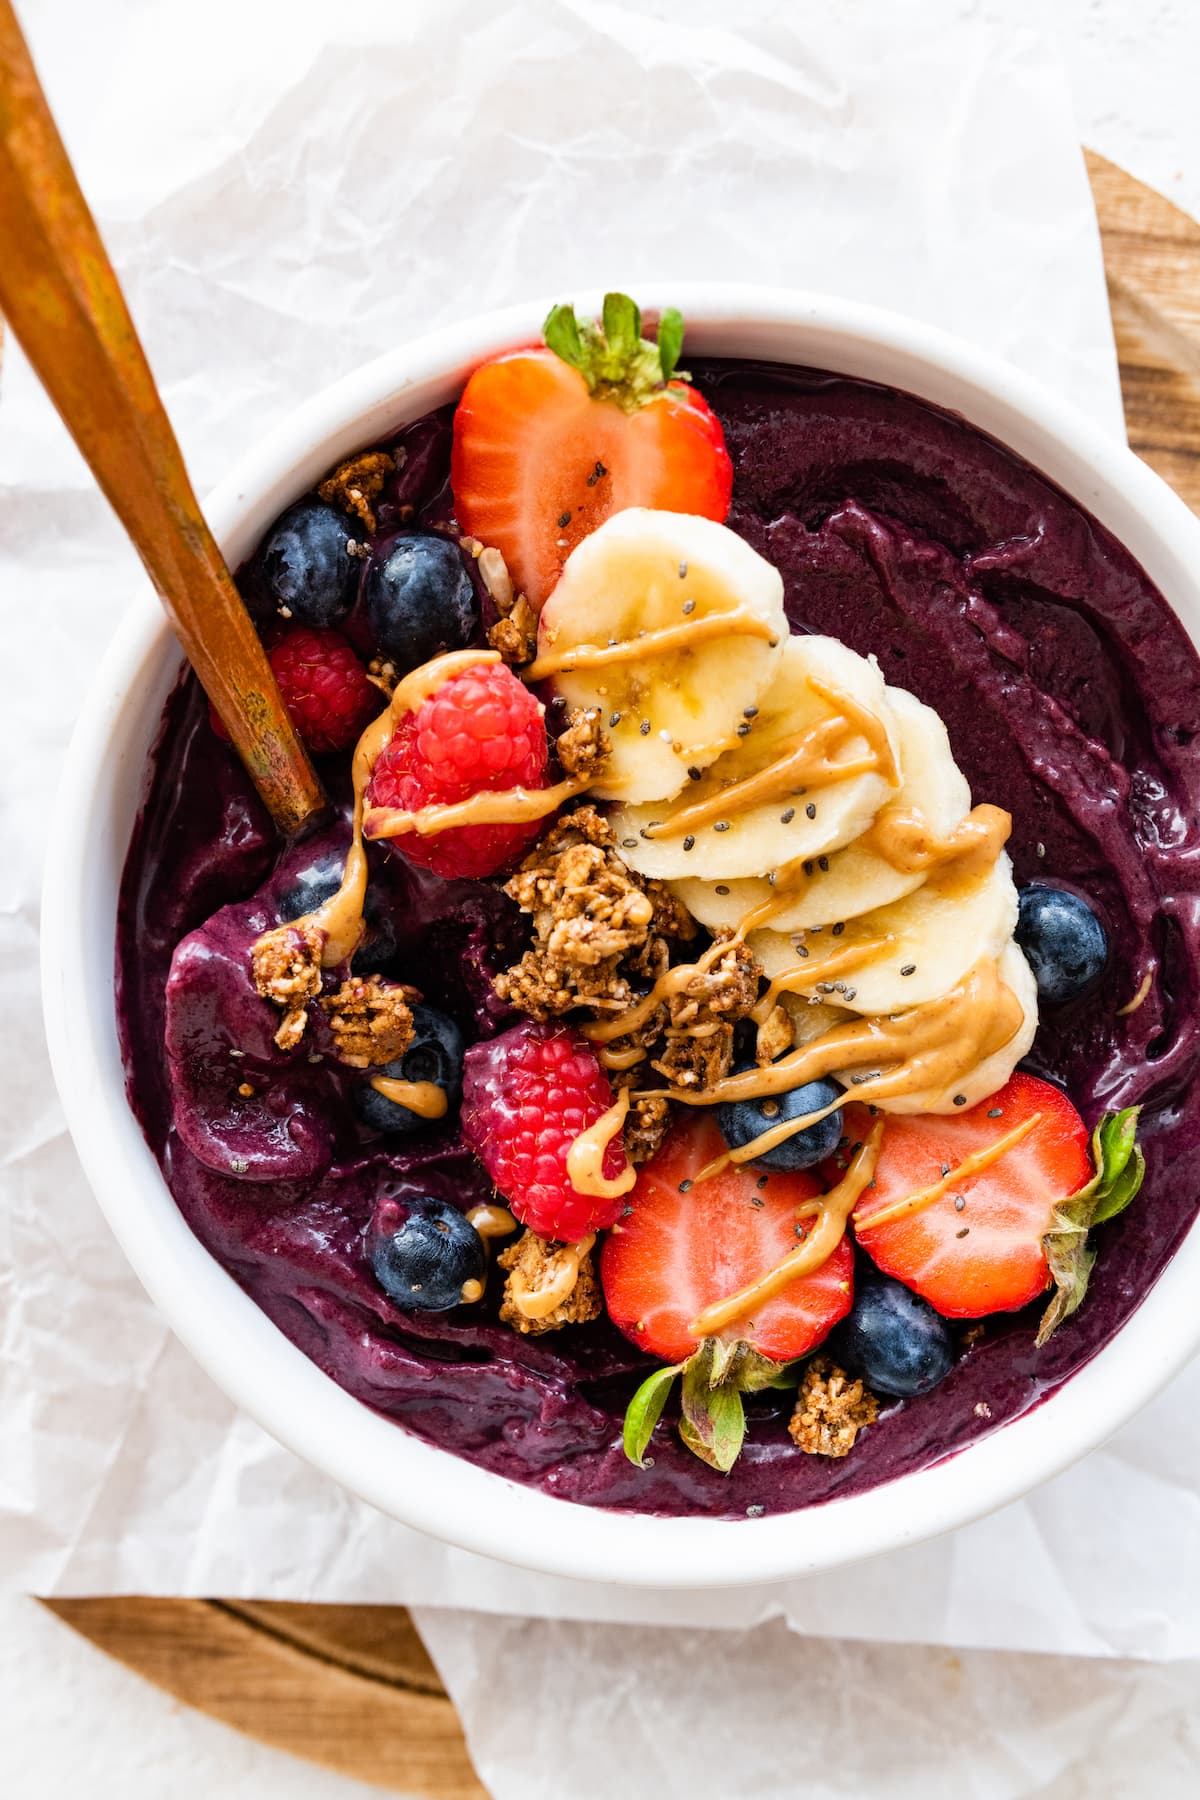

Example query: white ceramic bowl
[41,286,1200,1588]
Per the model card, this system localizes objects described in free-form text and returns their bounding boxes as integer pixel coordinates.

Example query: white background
[5,0,1200,1795]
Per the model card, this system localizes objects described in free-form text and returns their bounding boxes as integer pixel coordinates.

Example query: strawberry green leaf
[622,1361,684,1468]
[542,302,588,378]
[602,291,642,363]
[1037,1106,1145,1347]
[656,307,685,383]
[681,1354,746,1474]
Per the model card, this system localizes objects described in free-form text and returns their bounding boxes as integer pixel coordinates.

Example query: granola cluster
[317,450,394,535]
[555,707,611,782]
[788,1357,879,1458]
[319,974,416,1068]
[498,1230,603,1334]
[495,807,690,1020]
[649,934,761,1091]
[251,920,326,1051]
[476,541,541,666]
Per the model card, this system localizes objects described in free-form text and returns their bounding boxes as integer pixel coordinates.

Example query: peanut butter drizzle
[467,1203,519,1240]
[368,1077,448,1120]
[276,648,500,968]
[640,959,1023,1113]
[807,675,899,786]
[749,939,895,1023]
[525,607,779,683]
[565,1090,636,1199]
[363,774,587,842]
[855,1112,1042,1235]
[582,935,732,1046]
[694,1092,848,1184]
[459,1203,519,1307]
[599,1044,647,1071]
[862,802,1011,886]
[508,1232,596,1321]
[688,1123,884,1339]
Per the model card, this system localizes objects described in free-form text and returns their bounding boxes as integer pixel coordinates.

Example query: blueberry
[1015,884,1108,1005]
[364,532,476,672]
[248,498,359,628]
[354,1004,465,1133]
[277,856,401,973]
[369,1194,485,1312]
[717,1072,843,1172]
[838,1276,955,1398]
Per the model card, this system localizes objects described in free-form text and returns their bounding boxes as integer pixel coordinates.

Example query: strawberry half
[451,293,733,606]
[602,1113,854,1366]
[851,1073,1094,1320]
[603,1112,855,1474]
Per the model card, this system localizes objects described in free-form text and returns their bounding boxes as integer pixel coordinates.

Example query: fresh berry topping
[836,1275,955,1398]
[246,497,359,628]
[363,532,477,673]
[851,1073,1093,1319]
[276,854,401,974]
[1015,884,1109,1005]
[369,1193,486,1312]
[259,626,380,754]
[460,1020,629,1241]
[601,1112,854,1366]
[366,661,550,880]
[717,1072,844,1172]
[451,293,732,605]
[354,1005,465,1134]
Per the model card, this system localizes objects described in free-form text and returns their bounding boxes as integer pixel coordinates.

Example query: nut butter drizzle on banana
[524,605,780,683]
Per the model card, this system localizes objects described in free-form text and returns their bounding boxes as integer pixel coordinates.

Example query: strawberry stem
[541,292,690,411]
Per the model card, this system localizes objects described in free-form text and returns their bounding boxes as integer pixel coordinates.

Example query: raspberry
[268,627,381,754]
[461,1021,629,1241]
[367,662,550,880]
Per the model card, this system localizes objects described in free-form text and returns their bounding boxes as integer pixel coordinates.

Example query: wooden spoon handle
[0,0,325,835]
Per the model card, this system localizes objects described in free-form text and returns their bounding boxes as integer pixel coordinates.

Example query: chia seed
[953,1093,967,1106]
[639,719,651,735]
[832,922,844,936]
[622,838,637,848]
[557,511,571,527]
[679,561,688,578]
[713,820,731,832]
[956,1226,970,1238]
[715,884,730,895]
[682,834,696,852]
[988,1107,1003,1118]
[682,598,696,615]
[900,963,916,976]
[818,856,829,872]
[736,723,752,737]
[954,1196,966,1212]
[609,711,621,726]
[781,808,795,824]
[679,1179,693,1193]
[806,801,817,819]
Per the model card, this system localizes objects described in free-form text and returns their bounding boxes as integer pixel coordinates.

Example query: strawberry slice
[602,1112,853,1366]
[451,293,733,606]
[850,1073,1093,1319]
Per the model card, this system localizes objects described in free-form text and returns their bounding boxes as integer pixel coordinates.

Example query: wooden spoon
[0,0,325,835]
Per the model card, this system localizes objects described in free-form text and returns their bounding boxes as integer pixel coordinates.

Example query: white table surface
[5,1,1200,1795]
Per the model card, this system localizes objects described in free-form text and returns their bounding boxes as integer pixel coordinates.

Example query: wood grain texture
[36,154,1200,1797]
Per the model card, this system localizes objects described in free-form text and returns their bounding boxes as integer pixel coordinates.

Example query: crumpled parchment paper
[4,0,1198,1789]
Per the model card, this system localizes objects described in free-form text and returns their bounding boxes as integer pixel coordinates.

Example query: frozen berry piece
[837,1275,955,1398]
[269,626,380,754]
[369,1194,485,1312]
[717,1072,843,1172]
[354,1005,465,1133]
[248,497,359,629]
[366,660,550,880]
[1015,885,1108,1005]
[364,532,477,673]
[276,854,402,973]
[461,1020,628,1241]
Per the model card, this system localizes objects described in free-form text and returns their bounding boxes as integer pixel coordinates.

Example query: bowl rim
[40,283,1200,1589]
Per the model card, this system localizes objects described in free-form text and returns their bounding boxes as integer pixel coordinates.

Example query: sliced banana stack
[609,634,902,880]
[748,857,1018,1017]
[871,942,1039,1114]
[673,686,970,933]
[535,509,787,804]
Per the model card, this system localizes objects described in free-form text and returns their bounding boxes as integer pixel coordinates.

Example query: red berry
[461,1021,628,1242]
[216,625,379,755]
[601,1113,853,1366]
[850,1073,1094,1318]
[366,661,550,880]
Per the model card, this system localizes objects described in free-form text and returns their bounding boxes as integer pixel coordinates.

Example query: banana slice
[672,685,971,935]
[747,855,1018,1017]
[867,942,1039,1114]
[610,634,900,880]
[535,508,786,804]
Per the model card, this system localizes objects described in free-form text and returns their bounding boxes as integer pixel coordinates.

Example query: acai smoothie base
[116,298,1199,1519]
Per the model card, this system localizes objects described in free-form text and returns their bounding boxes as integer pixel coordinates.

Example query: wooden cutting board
[37,151,1200,1797]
